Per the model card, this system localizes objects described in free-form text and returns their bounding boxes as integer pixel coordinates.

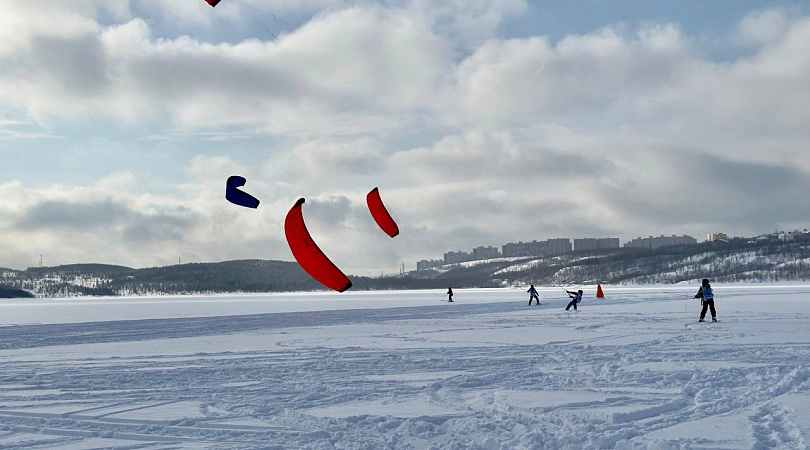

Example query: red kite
[284,198,352,292]
[366,187,399,238]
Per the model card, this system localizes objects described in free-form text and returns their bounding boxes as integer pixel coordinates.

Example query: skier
[447,287,454,302]
[694,278,717,322]
[565,289,583,311]
[527,284,540,305]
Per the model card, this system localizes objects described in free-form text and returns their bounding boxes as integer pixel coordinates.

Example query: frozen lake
[1,285,809,448]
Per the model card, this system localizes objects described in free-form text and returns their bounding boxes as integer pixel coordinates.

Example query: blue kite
[226,176,260,209]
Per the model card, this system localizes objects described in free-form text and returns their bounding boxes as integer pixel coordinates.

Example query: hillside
[0,259,462,298]
[413,237,810,286]
[0,285,35,298]
[1,236,808,298]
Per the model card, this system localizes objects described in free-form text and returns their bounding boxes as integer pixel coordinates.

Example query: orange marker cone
[596,284,604,298]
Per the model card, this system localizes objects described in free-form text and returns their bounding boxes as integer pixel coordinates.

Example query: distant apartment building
[416,259,444,271]
[473,246,501,260]
[546,238,572,255]
[444,250,473,264]
[502,240,547,257]
[707,232,728,242]
[502,238,574,257]
[424,235,617,271]
[624,235,697,249]
[574,238,620,252]
[598,238,620,249]
[574,238,598,251]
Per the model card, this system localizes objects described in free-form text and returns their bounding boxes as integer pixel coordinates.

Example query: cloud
[0,168,294,269]
[288,138,385,181]
[590,145,810,236]
[302,196,353,229]
[446,24,692,130]
[17,199,133,230]
[0,2,454,137]
[736,9,792,46]
[2,3,810,273]
[390,131,611,182]
[403,0,527,48]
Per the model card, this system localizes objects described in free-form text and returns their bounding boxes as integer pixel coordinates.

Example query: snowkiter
[565,289,583,311]
[447,287,454,302]
[527,284,540,305]
[694,278,717,322]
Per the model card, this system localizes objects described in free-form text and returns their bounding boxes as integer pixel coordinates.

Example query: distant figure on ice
[447,287,454,302]
[527,284,540,305]
[694,278,717,322]
[565,289,583,311]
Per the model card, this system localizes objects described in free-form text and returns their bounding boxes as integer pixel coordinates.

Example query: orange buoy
[596,284,604,298]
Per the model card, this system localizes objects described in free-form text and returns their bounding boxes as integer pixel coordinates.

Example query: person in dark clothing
[447,287,454,302]
[565,289,582,311]
[527,284,540,305]
[694,278,717,322]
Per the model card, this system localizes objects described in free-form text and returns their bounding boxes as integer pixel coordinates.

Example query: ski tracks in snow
[1,292,810,448]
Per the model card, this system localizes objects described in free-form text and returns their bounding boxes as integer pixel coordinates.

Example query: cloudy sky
[1,0,809,275]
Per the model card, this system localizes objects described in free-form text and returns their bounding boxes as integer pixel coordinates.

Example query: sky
[1,0,809,275]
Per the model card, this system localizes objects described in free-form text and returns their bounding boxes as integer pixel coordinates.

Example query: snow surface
[1,285,809,449]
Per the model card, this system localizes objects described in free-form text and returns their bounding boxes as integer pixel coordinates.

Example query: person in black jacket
[527,284,540,305]
[694,278,717,322]
[447,287,454,302]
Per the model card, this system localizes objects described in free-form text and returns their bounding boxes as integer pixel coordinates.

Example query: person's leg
[700,300,709,321]
[709,299,716,320]
[565,299,574,310]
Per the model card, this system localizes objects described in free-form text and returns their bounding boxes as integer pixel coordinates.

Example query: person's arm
[694,287,703,299]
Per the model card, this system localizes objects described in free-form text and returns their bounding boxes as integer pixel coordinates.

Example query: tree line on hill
[1,259,463,298]
[0,285,36,298]
[1,235,808,298]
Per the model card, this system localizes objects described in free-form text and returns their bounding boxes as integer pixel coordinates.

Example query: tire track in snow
[2,295,810,448]
[0,302,532,350]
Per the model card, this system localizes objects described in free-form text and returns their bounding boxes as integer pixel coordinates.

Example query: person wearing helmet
[694,278,717,322]
[565,289,583,311]
[527,284,540,305]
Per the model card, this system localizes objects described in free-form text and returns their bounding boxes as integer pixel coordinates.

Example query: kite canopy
[284,198,352,292]
[366,187,399,238]
[225,176,260,209]
[205,0,222,7]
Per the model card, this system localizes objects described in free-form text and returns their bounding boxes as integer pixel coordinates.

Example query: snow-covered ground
[1,285,809,449]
